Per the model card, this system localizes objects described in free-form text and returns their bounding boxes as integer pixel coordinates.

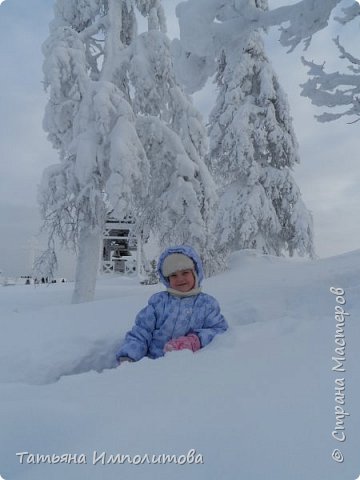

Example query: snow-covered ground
[0,249,359,480]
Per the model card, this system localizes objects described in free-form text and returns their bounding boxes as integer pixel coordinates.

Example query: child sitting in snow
[116,245,228,364]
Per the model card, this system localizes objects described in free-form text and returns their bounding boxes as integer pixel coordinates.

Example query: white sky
[0,0,359,278]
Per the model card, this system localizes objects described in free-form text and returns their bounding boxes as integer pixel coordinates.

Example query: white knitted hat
[162,253,195,277]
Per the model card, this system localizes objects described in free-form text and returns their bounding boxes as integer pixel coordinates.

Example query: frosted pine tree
[129,0,220,273]
[39,0,149,302]
[208,1,314,258]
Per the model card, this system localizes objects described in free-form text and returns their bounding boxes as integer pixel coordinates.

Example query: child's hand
[164,334,201,353]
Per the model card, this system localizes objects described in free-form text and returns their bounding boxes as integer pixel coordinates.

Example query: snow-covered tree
[39,0,149,303]
[126,0,220,273]
[208,1,314,257]
[39,0,222,302]
[301,3,360,123]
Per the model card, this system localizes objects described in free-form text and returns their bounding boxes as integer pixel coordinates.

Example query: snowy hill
[0,250,359,480]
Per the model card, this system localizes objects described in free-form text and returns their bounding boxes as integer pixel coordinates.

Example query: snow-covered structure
[101,215,138,275]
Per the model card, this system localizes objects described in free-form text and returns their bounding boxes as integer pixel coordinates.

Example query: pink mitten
[164,333,201,353]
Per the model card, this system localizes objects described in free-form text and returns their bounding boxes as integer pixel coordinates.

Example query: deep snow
[0,249,359,480]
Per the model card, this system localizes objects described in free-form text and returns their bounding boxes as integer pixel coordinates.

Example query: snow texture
[0,249,359,479]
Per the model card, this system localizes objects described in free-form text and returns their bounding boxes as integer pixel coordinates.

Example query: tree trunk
[72,225,103,304]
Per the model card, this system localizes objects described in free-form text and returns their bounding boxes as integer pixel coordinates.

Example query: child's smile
[169,269,195,292]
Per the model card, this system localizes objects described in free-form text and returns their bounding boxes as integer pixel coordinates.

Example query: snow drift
[0,249,359,479]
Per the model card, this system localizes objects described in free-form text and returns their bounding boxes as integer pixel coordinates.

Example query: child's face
[169,269,195,292]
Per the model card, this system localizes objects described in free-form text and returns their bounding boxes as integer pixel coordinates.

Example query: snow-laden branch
[266,0,341,52]
[301,36,360,122]
[78,14,108,41]
[334,35,360,69]
[334,2,360,24]
[174,0,343,92]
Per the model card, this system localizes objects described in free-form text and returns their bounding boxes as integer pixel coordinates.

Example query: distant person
[116,245,228,364]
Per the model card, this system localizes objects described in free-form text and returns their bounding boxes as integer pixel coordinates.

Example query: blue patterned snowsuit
[115,245,228,361]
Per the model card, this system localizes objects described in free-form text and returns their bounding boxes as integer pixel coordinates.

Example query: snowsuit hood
[157,245,204,288]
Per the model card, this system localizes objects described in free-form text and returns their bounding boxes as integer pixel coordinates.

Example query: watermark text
[330,286,351,463]
[16,449,204,466]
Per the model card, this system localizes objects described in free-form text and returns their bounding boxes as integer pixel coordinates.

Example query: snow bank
[0,250,359,479]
